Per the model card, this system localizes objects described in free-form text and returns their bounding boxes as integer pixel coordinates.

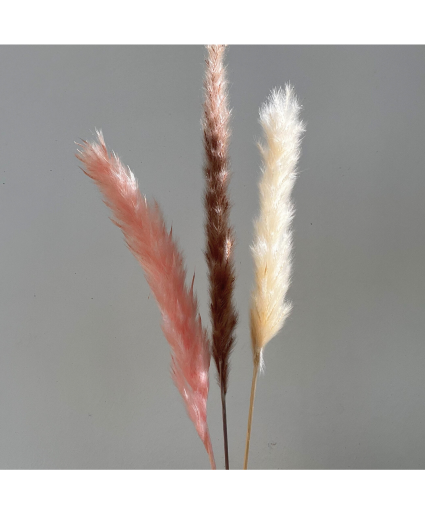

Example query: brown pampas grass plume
[244,85,305,469]
[203,44,238,469]
[77,132,216,469]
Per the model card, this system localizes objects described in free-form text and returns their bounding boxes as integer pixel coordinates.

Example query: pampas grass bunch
[77,49,305,470]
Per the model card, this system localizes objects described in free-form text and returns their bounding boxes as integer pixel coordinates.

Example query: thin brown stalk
[203,44,238,469]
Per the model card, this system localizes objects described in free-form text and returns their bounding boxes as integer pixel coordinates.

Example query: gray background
[0,46,424,469]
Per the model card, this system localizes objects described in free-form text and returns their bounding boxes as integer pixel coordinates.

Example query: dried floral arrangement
[77,46,304,469]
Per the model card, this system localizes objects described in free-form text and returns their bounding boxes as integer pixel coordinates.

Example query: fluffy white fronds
[250,84,305,361]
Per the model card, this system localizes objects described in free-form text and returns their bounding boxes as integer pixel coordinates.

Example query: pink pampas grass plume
[203,44,238,470]
[77,131,216,469]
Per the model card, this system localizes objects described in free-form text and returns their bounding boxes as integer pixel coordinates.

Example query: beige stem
[243,353,260,469]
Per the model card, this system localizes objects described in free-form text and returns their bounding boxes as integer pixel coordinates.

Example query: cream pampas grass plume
[203,44,238,470]
[77,132,216,469]
[244,85,305,469]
